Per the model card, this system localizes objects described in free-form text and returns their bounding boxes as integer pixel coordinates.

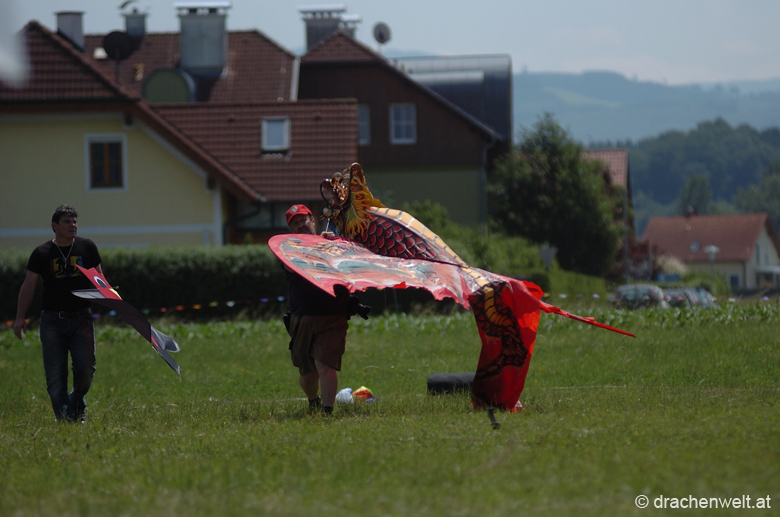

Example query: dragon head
[320,163,385,238]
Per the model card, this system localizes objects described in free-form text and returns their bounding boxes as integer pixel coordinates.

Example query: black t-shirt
[26,237,102,311]
[284,267,350,316]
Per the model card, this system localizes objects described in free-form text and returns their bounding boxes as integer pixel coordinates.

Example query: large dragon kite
[269,163,633,413]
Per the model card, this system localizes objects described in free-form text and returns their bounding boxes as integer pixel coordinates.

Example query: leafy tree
[488,114,622,276]
[399,200,455,235]
[676,174,712,215]
[733,159,780,231]
[400,200,544,275]
[630,118,780,205]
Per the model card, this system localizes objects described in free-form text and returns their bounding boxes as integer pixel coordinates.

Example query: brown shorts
[288,314,348,375]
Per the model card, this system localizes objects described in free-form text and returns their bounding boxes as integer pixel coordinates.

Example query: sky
[6,0,780,86]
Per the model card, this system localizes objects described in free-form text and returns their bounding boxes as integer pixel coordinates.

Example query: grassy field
[0,303,778,516]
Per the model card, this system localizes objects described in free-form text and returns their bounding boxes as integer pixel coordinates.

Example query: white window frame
[358,104,371,145]
[262,117,291,152]
[389,103,416,145]
[85,133,128,192]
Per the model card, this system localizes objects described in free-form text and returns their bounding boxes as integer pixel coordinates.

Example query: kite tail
[539,299,636,337]
[469,278,542,411]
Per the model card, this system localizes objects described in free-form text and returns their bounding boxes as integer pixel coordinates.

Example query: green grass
[1,305,778,516]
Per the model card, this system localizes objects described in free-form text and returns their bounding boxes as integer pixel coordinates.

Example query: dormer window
[262,117,290,155]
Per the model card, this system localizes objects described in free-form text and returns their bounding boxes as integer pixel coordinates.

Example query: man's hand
[355,303,371,320]
[348,295,372,320]
[12,318,27,340]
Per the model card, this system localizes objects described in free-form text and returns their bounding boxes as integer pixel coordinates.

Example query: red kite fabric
[72,265,181,375]
[276,162,634,411]
[270,233,633,411]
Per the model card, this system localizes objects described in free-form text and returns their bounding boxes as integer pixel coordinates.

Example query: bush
[401,200,605,297]
[0,245,287,322]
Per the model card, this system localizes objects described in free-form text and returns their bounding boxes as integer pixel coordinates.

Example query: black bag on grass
[427,372,475,394]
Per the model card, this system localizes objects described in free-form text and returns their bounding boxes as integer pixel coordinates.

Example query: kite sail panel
[272,162,634,411]
[72,265,181,375]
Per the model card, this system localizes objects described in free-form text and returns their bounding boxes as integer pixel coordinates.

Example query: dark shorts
[288,314,348,375]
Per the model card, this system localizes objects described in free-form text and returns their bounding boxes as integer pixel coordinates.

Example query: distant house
[297,27,509,226]
[642,213,780,289]
[0,11,357,248]
[2,4,516,249]
[583,148,633,229]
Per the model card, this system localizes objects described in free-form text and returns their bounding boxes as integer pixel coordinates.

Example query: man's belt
[45,308,92,319]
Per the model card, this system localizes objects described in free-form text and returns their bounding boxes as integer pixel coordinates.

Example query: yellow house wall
[363,165,481,226]
[746,227,780,288]
[683,228,780,289]
[686,261,746,287]
[0,113,223,250]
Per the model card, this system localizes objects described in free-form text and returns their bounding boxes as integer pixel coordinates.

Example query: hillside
[513,71,780,144]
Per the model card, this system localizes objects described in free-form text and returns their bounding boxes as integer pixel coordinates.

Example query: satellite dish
[143,68,196,103]
[102,31,135,61]
[373,22,391,45]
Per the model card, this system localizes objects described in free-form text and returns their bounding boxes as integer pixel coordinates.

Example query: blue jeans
[39,311,96,421]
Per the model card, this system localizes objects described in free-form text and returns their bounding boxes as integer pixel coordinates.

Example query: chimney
[175,1,231,101]
[299,4,346,51]
[56,11,84,51]
[339,13,362,39]
[123,8,147,50]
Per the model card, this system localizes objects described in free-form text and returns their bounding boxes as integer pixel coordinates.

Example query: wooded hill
[623,119,780,236]
[513,70,780,144]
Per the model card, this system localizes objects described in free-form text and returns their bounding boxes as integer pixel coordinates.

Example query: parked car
[689,287,717,307]
[663,288,698,308]
[614,284,670,309]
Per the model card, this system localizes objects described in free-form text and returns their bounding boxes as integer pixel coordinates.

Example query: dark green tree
[677,174,712,215]
[733,159,780,231]
[488,114,622,276]
[629,118,780,205]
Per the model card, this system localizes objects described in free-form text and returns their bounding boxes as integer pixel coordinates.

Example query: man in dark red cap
[282,204,368,414]
[285,204,316,234]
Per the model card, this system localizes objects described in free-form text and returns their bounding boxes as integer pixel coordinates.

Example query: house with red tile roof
[298,31,509,226]
[83,30,298,103]
[0,14,358,248]
[583,148,630,191]
[642,213,780,289]
[583,147,633,229]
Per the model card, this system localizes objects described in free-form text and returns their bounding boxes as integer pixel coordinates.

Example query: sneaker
[308,396,322,413]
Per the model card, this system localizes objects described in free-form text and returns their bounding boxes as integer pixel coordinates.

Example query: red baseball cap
[285,204,312,224]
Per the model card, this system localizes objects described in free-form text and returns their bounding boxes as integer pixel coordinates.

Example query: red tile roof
[83,30,296,102]
[0,21,134,101]
[583,148,629,188]
[642,213,780,263]
[153,99,359,201]
[302,30,378,62]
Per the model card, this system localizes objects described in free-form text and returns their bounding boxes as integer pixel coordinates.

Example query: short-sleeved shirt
[27,237,102,311]
[284,268,350,316]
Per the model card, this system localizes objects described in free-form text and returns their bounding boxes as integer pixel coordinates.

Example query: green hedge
[0,245,287,322]
[1,242,605,323]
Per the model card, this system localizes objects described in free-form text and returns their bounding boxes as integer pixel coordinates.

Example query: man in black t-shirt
[13,205,104,423]
[283,204,369,414]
